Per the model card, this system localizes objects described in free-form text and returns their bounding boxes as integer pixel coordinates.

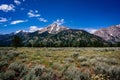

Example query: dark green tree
[12,35,22,48]
[117,42,120,47]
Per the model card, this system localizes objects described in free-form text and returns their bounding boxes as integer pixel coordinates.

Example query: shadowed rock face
[94,24,120,43]
[38,23,69,34]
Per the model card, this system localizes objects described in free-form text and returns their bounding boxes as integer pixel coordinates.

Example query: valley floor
[0,47,120,80]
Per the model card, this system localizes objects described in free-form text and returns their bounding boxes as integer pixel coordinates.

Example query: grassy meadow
[0,47,120,80]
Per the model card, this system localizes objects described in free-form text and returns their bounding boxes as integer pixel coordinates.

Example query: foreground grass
[0,47,120,80]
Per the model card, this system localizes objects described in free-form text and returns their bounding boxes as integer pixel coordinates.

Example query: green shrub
[96,57,118,65]
[24,65,54,80]
[77,56,87,62]
[93,63,109,74]
[18,53,27,59]
[3,70,15,80]
[51,63,60,69]
[108,66,120,80]
[6,53,14,60]
[0,72,4,79]
[80,61,90,67]
[89,58,97,65]
[64,65,90,80]
[0,60,8,71]
[8,62,28,78]
[72,52,79,58]
[1,55,9,61]
[65,58,74,63]
[93,63,120,80]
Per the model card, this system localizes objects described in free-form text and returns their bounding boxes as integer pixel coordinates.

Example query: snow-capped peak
[39,23,69,34]
[15,30,27,34]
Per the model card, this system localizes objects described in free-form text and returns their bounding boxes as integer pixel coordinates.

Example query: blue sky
[0,0,120,34]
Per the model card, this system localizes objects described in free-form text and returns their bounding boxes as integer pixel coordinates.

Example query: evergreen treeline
[12,33,120,47]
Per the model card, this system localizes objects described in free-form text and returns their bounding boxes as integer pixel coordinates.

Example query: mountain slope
[23,29,109,47]
[94,24,120,43]
[0,33,14,46]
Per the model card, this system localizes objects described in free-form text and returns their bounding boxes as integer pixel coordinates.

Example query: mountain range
[94,24,120,43]
[0,23,120,47]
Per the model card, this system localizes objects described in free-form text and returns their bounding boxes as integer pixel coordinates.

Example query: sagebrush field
[0,47,120,80]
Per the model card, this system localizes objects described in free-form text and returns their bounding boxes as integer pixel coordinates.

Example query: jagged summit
[38,23,69,34]
[94,24,120,43]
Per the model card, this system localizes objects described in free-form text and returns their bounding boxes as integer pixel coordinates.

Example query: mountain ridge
[94,24,120,43]
[0,23,120,47]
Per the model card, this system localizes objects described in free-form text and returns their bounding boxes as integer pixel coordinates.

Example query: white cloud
[38,18,48,22]
[27,10,40,18]
[14,0,21,5]
[0,17,8,22]
[0,4,15,12]
[82,28,98,34]
[29,26,42,32]
[11,20,27,25]
[54,19,64,26]
[15,26,42,33]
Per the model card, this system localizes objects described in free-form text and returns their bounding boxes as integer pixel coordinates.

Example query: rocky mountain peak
[39,23,69,34]
[94,24,120,43]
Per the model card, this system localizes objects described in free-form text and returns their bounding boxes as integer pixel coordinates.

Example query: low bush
[72,52,79,58]
[23,65,54,80]
[65,58,74,63]
[0,60,8,71]
[108,66,120,80]
[96,57,118,65]
[3,70,15,80]
[6,53,14,60]
[18,53,28,59]
[93,63,120,80]
[8,62,28,78]
[77,56,87,62]
[80,61,90,67]
[64,65,90,80]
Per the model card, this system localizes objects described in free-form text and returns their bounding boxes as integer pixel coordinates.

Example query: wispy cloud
[38,18,48,22]
[11,20,27,25]
[16,26,42,33]
[27,10,40,18]
[14,0,21,5]
[54,19,64,26]
[82,28,98,34]
[29,26,42,32]
[0,17,8,22]
[0,4,15,12]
